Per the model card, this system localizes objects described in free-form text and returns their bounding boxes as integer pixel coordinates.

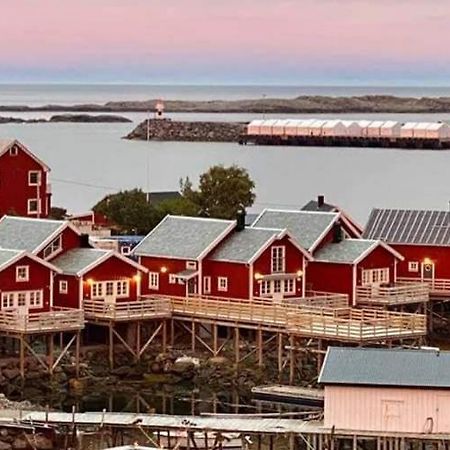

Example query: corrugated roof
[251,209,337,251]
[210,228,281,263]
[319,347,450,388]
[133,216,235,260]
[0,216,66,252]
[52,248,110,275]
[314,239,377,264]
[364,208,450,246]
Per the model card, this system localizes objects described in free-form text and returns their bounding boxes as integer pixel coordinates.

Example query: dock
[251,385,324,406]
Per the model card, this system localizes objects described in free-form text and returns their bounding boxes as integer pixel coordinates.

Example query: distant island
[0,114,132,124]
[3,95,450,113]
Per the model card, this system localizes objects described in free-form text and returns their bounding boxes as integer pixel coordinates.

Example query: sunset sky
[1,0,450,85]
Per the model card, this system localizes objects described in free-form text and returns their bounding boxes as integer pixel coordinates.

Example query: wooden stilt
[234,327,240,366]
[19,336,25,380]
[109,323,114,369]
[170,319,175,347]
[277,333,283,378]
[257,328,263,367]
[135,321,141,361]
[213,323,218,356]
[162,320,167,353]
[75,331,80,378]
[48,333,54,376]
[289,334,295,385]
[191,322,196,352]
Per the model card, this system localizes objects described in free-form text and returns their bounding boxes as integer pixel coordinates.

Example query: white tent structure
[322,120,346,137]
[367,121,385,138]
[247,120,264,135]
[271,119,290,136]
[258,119,279,135]
[342,120,362,137]
[284,119,303,136]
[309,119,327,137]
[380,121,401,138]
[400,122,417,138]
[413,122,433,139]
[426,122,450,139]
[358,120,372,137]
[296,118,318,136]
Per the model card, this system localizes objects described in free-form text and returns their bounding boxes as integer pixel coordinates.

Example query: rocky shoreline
[126,118,246,142]
[4,95,450,113]
[0,114,132,124]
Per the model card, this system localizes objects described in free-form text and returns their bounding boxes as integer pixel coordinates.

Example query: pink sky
[1,0,450,83]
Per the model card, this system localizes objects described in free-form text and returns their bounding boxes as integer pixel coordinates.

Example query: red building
[52,248,148,310]
[0,140,51,218]
[0,249,61,314]
[364,208,450,298]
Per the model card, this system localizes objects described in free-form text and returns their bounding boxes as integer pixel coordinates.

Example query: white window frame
[361,268,390,286]
[116,280,129,297]
[1,293,14,309]
[1,290,43,310]
[16,266,29,282]
[43,235,62,259]
[203,276,211,294]
[408,261,419,272]
[271,246,286,273]
[27,198,41,215]
[259,278,296,297]
[91,280,130,299]
[149,272,159,290]
[28,170,41,186]
[59,280,68,294]
[284,279,295,294]
[186,261,197,270]
[169,274,177,284]
[121,246,131,256]
[9,146,18,156]
[218,277,228,292]
[260,281,271,296]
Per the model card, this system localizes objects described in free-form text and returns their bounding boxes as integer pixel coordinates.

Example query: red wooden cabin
[0,140,51,218]
[364,208,450,299]
[203,227,311,300]
[133,215,236,297]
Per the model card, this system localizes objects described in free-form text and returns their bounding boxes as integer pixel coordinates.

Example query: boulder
[2,369,20,381]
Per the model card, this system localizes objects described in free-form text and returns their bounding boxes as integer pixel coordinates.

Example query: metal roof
[313,239,377,264]
[52,248,110,275]
[251,209,337,251]
[133,216,235,260]
[364,208,450,246]
[209,228,281,263]
[0,216,67,253]
[319,347,450,388]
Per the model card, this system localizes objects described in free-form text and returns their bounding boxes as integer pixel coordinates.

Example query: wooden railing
[356,283,429,305]
[397,277,450,297]
[0,308,84,334]
[282,292,349,309]
[164,295,427,341]
[83,298,172,321]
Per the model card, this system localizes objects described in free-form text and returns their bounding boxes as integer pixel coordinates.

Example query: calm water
[1,84,450,224]
[2,84,450,106]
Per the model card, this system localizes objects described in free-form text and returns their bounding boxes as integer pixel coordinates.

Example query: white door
[104,281,116,305]
[16,293,29,315]
[436,395,450,432]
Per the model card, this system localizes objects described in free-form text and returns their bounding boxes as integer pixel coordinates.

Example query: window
[408,261,419,272]
[29,291,42,308]
[203,276,211,294]
[260,281,271,296]
[284,279,295,294]
[149,272,159,290]
[273,280,282,293]
[91,280,129,299]
[17,293,26,307]
[169,274,177,284]
[121,246,131,256]
[28,171,41,186]
[218,277,228,292]
[16,266,29,282]
[258,278,296,297]
[27,199,40,215]
[105,282,114,296]
[9,146,18,156]
[43,235,62,259]
[59,280,68,294]
[362,268,390,286]
[1,293,14,309]
[91,283,103,299]
[271,246,286,273]
[116,280,129,297]
[186,261,197,270]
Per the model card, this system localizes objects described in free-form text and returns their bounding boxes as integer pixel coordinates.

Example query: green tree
[49,207,67,220]
[181,165,255,219]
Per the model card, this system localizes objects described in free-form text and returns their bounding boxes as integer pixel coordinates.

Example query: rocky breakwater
[126,118,246,143]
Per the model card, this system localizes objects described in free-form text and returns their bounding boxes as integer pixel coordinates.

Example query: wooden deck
[165,295,426,342]
[398,277,450,299]
[356,282,429,306]
[0,308,84,334]
[83,298,171,323]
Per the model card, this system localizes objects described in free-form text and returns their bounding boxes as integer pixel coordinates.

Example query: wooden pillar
[162,320,167,353]
[48,333,54,376]
[317,339,324,373]
[191,322,196,352]
[170,319,175,347]
[212,323,218,356]
[75,331,80,378]
[289,334,295,385]
[109,324,114,369]
[257,328,263,367]
[135,321,141,361]
[278,333,283,379]
[234,327,240,366]
[19,336,25,380]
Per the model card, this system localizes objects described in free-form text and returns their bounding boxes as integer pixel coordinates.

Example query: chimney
[332,222,343,243]
[318,195,325,208]
[236,209,246,232]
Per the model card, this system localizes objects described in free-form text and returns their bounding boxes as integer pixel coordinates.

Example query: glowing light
[296,270,303,278]
[86,278,94,285]
[133,274,141,282]
[161,266,168,273]
[254,273,263,280]
[423,258,433,265]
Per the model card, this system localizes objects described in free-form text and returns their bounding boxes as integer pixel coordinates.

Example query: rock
[30,435,53,450]
[49,114,131,123]
[175,356,200,367]
[2,369,20,381]
[11,437,27,450]
[208,356,229,366]
[0,441,11,450]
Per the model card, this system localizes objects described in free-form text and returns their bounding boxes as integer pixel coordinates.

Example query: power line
[52,178,121,191]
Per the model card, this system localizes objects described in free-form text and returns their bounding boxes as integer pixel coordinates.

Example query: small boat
[251,384,324,407]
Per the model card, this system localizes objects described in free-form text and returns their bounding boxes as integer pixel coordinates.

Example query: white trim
[249,264,254,300]
[203,276,211,294]
[0,140,50,172]
[49,271,54,308]
[217,276,228,292]
[78,277,84,308]
[27,198,41,215]
[59,279,68,294]
[352,264,357,306]
[149,272,159,290]
[28,170,42,186]
[16,265,29,282]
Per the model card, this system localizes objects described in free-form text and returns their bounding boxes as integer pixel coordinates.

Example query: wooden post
[19,336,25,380]
[48,333,54,376]
[162,320,167,353]
[234,327,240,366]
[191,322,196,352]
[170,319,175,347]
[277,333,283,379]
[109,324,114,369]
[257,328,263,367]
[289,334,295,385]
[213,323,218,356]
[136,321,141,361]
[75,331,80,378]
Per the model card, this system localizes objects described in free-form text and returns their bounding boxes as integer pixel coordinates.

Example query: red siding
[0,256,53,312]
[357,245,397,285]
[392,244,450,280]
[139,256,191,297]
[0,144,50,218]
[38,227,82,260]
[53,274,80,309]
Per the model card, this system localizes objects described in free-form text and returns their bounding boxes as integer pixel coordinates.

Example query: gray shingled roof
[0,216,66,252]
[0,249,23,269]
[52,248,110,275]
[314,239,377,264]
[301,200,336,213]
[0,140,14,153]
[252,210,337,251]
[210,228,281,263]
[319,347,450,388]
[133,216,235,259]
[364,208,450,246]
